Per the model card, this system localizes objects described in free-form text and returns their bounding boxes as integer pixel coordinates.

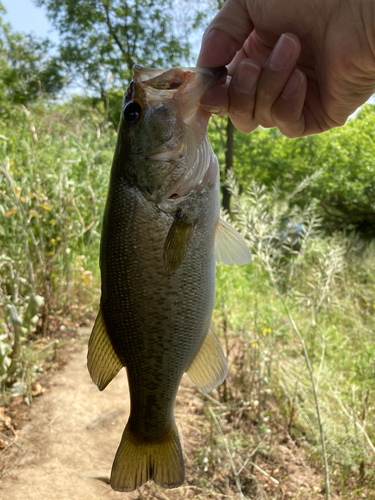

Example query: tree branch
[130,0,141,60]
[123,0,132,67]
[102,0,128,59]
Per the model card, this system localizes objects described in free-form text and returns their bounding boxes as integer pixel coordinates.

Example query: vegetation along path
[0,329,214,500]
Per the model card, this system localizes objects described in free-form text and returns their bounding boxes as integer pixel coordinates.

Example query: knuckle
[272,107,301,135]
[230,114,258,134]
[237,123,258,134]
[281,128,302,139]
[230,105,250,117]
[254,106,275,128]
[255,114,275,129]
[276,114,304,137]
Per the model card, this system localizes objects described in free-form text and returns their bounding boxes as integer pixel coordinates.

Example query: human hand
[197,0,375,137]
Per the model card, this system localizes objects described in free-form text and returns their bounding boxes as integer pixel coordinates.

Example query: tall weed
[208,177,375,498]
[0,101,115,392]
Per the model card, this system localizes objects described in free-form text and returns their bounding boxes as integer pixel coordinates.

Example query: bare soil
[0,328,331,500]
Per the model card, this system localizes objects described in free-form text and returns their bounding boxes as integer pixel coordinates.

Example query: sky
[2,0,207,54]
[2,0,59,43]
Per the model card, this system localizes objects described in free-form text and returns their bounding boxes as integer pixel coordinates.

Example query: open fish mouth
[135,65,226,201]
[134,65,227,113]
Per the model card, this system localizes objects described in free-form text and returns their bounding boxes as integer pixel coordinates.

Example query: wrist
[359,0,375,71]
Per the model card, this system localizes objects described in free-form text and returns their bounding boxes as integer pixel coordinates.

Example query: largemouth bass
[87,65,251,492]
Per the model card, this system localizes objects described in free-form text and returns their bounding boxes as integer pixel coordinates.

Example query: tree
[212,104,375,235]
[202,0,234,213]
[34,0,196,126]
[0,2,65,112]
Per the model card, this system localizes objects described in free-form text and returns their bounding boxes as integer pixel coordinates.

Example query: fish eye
[124,101,142,124]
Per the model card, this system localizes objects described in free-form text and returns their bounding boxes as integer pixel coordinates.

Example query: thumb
[197,0,254,68]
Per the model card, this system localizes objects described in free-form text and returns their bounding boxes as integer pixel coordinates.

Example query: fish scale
[87,65,251,492]
[101,172,216,436]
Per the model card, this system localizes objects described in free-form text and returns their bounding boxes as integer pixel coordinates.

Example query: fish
[87,65,251,492]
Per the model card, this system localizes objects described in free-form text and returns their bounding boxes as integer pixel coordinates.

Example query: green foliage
[211,179,375,496]
[0,3,65,113]
[34,0,198,127]
[209,105,375,234]
[0,99,116,391]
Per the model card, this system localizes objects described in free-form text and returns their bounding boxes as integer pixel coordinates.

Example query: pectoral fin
[164,208,193,272]
[87,307,123,391]
[215,217,251,265]
[186,325,228,393]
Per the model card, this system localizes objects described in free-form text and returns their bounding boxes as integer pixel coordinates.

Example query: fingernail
[269,34,297,70]
[236,61,261,94]
[282,69,304,99]
[200,104,223,114]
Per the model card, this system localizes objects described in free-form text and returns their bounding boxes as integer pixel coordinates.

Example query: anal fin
[87,307,123,391]
[186,325,228,393]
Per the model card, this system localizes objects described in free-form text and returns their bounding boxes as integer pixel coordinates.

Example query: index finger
[197,0,254,67]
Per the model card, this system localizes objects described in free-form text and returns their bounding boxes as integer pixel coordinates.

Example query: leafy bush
[0,2,65,115]
[209,105,375,234]
[0,100,115,390]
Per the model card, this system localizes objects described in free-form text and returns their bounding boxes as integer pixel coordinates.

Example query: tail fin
[110,421,185,492]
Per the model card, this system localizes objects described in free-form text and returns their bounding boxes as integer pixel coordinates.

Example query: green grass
[208,181,375,498]
[0,100,115,389]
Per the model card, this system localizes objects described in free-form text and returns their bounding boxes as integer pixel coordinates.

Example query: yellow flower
[37,188,48,201]
[13,186,21,198]
[51,238,55,243]
[29,209,39,218]
[9,160,14,166]
[81,270,93,286]
[5,207,17,217]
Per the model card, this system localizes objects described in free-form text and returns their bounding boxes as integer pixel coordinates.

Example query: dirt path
[0,329,329,500]
[0,330,207,500]
[0,330,138,500]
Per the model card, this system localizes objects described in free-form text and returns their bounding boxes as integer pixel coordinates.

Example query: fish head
[117,65,227,203]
